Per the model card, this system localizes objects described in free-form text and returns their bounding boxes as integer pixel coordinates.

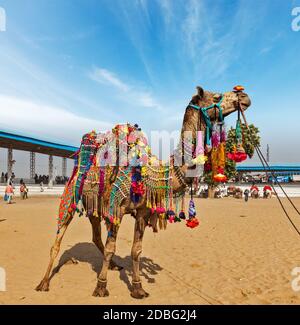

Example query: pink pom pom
[156,207,166,214]
[168,216,175,223]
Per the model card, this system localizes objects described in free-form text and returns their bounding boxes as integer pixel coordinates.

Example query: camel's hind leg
[36,215,73,291]
[130,212,149,299]
[88,215,122,270]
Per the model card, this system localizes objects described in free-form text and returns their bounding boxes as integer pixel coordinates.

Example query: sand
[1,195,300,305]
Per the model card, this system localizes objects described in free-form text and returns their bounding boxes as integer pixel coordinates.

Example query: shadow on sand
[49,242,163,291]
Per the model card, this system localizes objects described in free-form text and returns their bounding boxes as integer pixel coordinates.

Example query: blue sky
[0,0,300,176]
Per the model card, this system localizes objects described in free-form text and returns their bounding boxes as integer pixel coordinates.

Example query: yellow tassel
[158,216,163,230]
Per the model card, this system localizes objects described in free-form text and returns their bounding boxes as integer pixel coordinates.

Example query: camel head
[182,85,251,135]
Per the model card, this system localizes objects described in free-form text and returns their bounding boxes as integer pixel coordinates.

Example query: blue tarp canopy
[0,131,78,158]
[236,165,300,172]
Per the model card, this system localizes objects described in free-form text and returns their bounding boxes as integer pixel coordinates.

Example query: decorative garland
[56,124,186,234]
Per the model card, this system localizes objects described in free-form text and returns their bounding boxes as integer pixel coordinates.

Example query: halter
[188,95,224,147]
[173,94,225,188]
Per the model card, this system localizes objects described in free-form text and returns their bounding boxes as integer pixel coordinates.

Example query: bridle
[188,95,224,147]
[172,95,225,189]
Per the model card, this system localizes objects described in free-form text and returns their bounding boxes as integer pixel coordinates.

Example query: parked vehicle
[268,175,291,183]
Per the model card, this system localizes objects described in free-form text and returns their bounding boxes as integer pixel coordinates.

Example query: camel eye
[213,93,222,102]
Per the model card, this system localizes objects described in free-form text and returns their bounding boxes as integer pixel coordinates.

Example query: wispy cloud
[89,68,129,92]
[105,1,157,85]
[158,0,174,27]
[21,25,100,43]
[177,0,270,79]
[88,67,163,111]
[0,42,120,122]
[0,95,112,145]
[259,47,272,55]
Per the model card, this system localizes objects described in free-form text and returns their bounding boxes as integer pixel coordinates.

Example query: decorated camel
[36,86,251,298]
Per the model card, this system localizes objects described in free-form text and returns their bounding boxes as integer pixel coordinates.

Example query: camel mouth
[238,93,251,111]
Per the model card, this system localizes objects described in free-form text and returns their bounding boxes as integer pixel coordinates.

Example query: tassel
[186,199,200,229]
[166,210,175,223]
[158,216,163,230]
[188,200,196,219]
[179,210,186,219]
[175,215,181,222]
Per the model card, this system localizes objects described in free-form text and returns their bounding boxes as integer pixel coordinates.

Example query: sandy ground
[1,195,300,305]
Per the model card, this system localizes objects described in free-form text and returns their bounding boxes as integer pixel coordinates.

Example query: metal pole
[7,148,13,179]
[48,155,53,187]
[266,144,270,163]
[30,152,36,180]
[62,157,67,178]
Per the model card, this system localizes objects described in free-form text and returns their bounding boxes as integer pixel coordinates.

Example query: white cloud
[88,67,163,111]
[89,68,129,92]
[0,95,112,145]
[158,0,174,26]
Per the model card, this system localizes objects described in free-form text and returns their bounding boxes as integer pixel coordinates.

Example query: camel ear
[190,86,204,104]
[196,86,204,99]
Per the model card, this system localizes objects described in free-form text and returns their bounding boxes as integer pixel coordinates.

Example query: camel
[36,86,251,298]
[263,185,273,199]
[227,185,243,199]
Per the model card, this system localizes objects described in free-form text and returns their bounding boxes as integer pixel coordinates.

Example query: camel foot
[35,279,50,292]
[93,280,109,297]
[109,260,123,271]
[130,282,149,299]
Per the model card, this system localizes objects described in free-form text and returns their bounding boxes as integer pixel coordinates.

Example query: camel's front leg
[36,216,73,291]
[92,224,119,297]
[131,214,149,299]
[88,215,122,271]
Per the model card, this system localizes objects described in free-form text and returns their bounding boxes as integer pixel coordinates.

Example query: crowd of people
[198,183,273,201]
[1,172,15,183]
[33,174,68,185]
[55,176,69,185]
[33,174,49,185]
[2,172,69,204]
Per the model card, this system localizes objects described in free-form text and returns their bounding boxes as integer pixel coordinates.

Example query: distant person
[263,185,272,199]
[4,172,8,183]
[244,189,250,202]
[40,181,44,192]
[20,182,28,199]
[1,172,4,183]
[250,184,259,199]
[4,182,14,204]
[8,176,14,187]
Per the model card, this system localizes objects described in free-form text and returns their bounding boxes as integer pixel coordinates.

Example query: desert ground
[1,195,300,305]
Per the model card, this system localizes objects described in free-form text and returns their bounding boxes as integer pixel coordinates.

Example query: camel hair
[36,86,251,299]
